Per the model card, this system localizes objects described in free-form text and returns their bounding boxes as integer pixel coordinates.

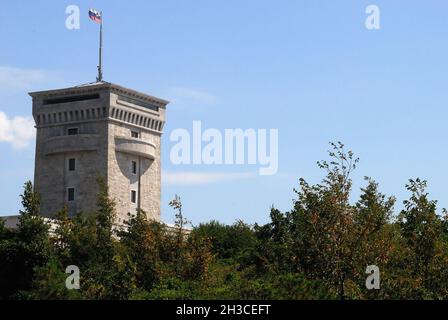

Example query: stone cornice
[34,118,164,136]
[29,82,169,108]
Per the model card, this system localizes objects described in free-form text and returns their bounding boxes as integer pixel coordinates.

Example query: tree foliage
[1,143,448,300]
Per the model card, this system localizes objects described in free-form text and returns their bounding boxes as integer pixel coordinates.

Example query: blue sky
[1,1,448,226]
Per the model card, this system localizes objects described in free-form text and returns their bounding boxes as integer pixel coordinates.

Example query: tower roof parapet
[29,82,169,108]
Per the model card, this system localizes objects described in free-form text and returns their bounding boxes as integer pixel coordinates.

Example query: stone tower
[29,82,168,223]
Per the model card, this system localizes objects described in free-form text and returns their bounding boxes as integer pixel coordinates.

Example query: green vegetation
[1,142,448,300]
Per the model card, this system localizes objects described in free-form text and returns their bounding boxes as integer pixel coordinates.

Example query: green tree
[95,177,117,263]
[351,178,397,299]
[0,181,50,299]
[192,220,256,262]
[397,178,448,298]
[250,143,400,299]
[119,210,166,291]
[287,142,359,299]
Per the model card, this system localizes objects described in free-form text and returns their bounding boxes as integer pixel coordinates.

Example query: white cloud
[168,87,219,106]
[0,66,59,94]
[0,111,35,149]
[163,171,255,186]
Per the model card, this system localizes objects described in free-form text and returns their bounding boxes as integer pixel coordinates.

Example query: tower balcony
[114,136,156,160]
[43,134,100,155]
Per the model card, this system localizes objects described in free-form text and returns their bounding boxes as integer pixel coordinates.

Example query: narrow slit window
[131,190,137,204]
[67,128,79,135]
[68,158,76,171]
[68,188,75,202]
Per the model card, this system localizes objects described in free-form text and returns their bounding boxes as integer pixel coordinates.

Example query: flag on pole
[89,9,102,23]
[88,8,103,81]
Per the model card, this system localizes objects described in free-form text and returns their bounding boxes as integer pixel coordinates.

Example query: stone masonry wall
[107,122,161,223]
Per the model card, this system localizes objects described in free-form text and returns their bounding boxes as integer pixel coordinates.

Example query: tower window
[43,93,100,105]
[67,128,79,135]
[131,161,137,174]
[68,188,75,202]
[131,131,139,138]
[131,190,137,204]
[68,158,76,171]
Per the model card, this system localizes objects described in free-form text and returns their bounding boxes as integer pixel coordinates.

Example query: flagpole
[97,11,103,82]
